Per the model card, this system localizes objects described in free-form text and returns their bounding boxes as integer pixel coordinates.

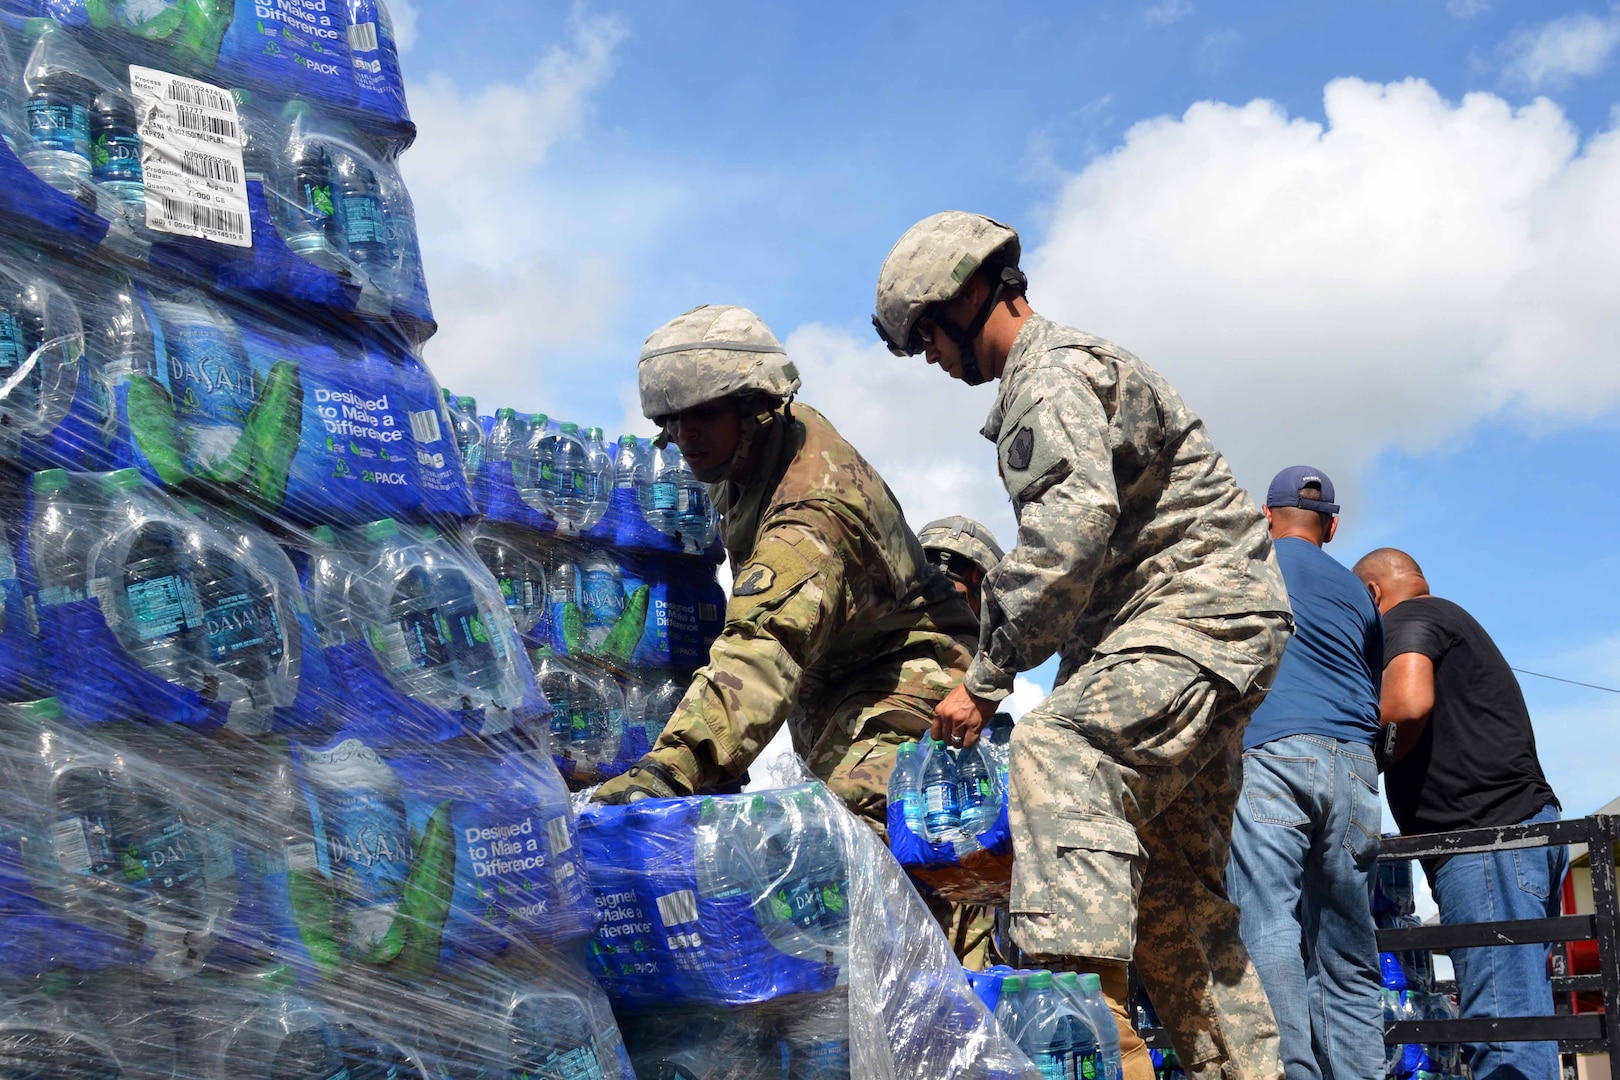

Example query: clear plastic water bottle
[986,713,1013,792]
[102,469,206,690]
[515,413,551,509]
[614,433,647,495]
[487,407,527,466]
[956,740,996,837]
[673,448,713,552]
[1053,973,1104,1080]
[87,271,156,399]
[282,104,339,256]
[89,90,144,213]
[21,22,94,197]
[1381,988,1405,1077]
[993,974,1027,1044]
[1075,973,1124,1080]
[452,395,484,480]
[1024,970,1083,1080]
[205,989,349,1080]
[28,469,90,607]
[364,517,453,705]
[646,444,681,536]
[298,735,410,958]
[583,426,613,528]
[535,651,618,767]
[0,272,47,425]
[305,524,361,648]
[333,146,390,277]
[151,292,255,474]
[551,422,593,531]
[577,551,624,653]
[625,676,683,747]
[545,554,579,650]
[504,984,619,1080]
[764,790,849,956]
[189,513,289,726]
[424,527,513,706]
[921,739,961,843]
[472,533,547,638]
[887,740,926,838]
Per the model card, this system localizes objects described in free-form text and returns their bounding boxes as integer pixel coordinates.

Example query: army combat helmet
[918,516,1005,584]
[639,304,802,482]
[872,212,1026,386]
[639,304,801,421]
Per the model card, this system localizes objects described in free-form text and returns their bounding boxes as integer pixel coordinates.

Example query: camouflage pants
[1008,645,1285,1080]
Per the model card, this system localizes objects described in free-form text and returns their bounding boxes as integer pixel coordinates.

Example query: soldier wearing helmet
[876,214,1293,1079]
[917,515,1004,619]
[592,305,978,821]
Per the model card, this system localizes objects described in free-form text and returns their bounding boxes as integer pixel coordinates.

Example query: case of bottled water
[886,726,1016,905]
[578,774,1041,1079]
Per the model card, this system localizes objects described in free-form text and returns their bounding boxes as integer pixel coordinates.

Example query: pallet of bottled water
[578,776,1042,1079]
[886,723,1016,904]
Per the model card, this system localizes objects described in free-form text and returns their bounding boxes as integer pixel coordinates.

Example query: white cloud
[1446,0,1488,18]
[1024,77,1620,502]
[387,0,417,53]
[1003,678,1049,722]
[1145,0,1193,27]
[401,7,631,407]
[1500,11,1620,89]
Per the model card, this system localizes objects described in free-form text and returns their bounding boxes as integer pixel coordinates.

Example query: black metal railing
[1376,814,1620,1062]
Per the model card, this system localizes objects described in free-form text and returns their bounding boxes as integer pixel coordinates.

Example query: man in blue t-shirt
[1226,466,1385,1080]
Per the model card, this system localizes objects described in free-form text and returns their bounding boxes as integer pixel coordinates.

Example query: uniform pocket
[1513,848,1554,901]
[1241,753,1313,827]
[1343,753,1382,866]
[1012,808,1143,919]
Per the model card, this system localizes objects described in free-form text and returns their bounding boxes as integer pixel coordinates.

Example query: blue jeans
[1225,734,1384,1080]
[1430,802,1566,1080]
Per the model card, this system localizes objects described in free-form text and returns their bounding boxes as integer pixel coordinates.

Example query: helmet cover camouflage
[918,515,1005,578]
[638,305,802,420]
[873,212,1021,356]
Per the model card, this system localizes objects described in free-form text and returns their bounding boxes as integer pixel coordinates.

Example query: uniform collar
[980,313,1048,442]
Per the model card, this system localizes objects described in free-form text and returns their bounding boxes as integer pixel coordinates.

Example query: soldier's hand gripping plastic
[592,758,692,804]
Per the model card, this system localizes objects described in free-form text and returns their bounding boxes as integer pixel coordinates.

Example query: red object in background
[1562,868,1606,1015]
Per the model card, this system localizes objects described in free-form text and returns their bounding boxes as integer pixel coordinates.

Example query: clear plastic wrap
[578,770,1041,1079]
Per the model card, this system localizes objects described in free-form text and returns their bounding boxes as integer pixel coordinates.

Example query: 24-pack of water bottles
[0,1,1044,1075]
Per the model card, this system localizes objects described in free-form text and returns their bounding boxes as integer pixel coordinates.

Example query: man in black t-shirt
[1354,548,1563,1080]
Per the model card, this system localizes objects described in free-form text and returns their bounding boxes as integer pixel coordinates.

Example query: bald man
[1353,548,1562,1080]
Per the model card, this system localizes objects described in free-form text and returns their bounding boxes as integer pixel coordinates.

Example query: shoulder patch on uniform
[733,563,777,596]
[1007,426,1035,471]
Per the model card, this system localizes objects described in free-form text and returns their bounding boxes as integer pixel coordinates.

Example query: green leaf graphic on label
[312,186,334,218]
[393,800,455,980]
[125,375,189,486]
[286,868,342,979]
[822,884,846,914]
[768,891,793,923]
[601,585,650,665]
[366,626,388,654]
[91,135,109,168]
[121,846,144,884]
[469,616,490,644]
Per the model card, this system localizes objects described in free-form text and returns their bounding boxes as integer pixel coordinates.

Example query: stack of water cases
[1372,857,1468,1080]
[577,778,1040,1079]
[0,2,637,1076]
[442,395,726,787]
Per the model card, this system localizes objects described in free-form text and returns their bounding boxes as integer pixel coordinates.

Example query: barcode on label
[654,889,699,928]
[347,21,380,51]
[86,576,116,611]
[409,408,442,444]
[174,104,238,141]
[51,817,92,874]
[698,603,718,621]
[201,824,235,883]
[166,81,233,112]
[160,196,246,241]
[182,149,240,185]
[286,841,318,872]
[380,623,413,673]
[546,815,571,855]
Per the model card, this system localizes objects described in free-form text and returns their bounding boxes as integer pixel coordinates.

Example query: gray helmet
[872,212,1022,376]
[638,304,802,420]
[918,516,1004,579]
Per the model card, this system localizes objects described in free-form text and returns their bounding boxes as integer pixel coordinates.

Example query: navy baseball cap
[1266,465,1340,514]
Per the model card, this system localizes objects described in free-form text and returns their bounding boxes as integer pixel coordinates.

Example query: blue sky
[393,0,1620,819]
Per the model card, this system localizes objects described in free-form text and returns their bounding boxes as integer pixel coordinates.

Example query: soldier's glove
[591,758,692,805]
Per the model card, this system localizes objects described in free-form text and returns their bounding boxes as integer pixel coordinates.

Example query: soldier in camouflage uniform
[593,305,978,825]
[875,213,1294,1080]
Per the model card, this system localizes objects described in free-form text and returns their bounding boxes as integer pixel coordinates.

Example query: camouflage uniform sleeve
[966,370,1121,699]
[645,519,847,790]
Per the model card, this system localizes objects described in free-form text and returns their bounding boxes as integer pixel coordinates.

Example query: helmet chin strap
[691,398,785,484]
[930,265,1027,387]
